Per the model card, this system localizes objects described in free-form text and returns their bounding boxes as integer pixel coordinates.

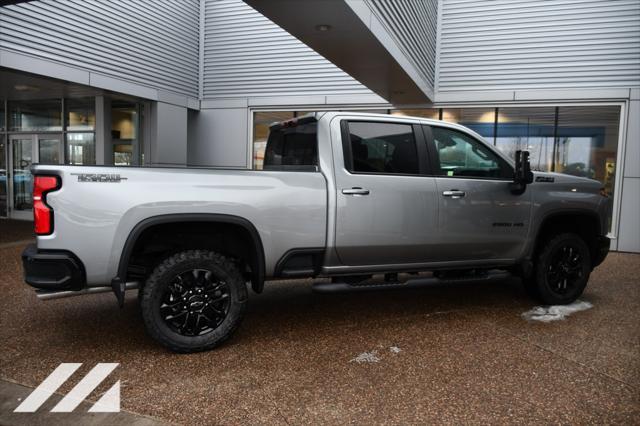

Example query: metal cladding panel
[438,0,640,92]
[203,0,372,99]
[0,0,200,98]
[365,0,437,91]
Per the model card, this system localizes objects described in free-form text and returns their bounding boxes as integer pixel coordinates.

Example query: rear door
[332,118,439,266]
[424,125,531,262]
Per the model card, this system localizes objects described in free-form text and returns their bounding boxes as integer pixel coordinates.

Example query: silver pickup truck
[22,112,611,352]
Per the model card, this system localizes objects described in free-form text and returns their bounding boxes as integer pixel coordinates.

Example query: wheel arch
[530,208,603,268]
[112,214,265,305]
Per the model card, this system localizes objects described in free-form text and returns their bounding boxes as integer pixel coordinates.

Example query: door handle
[342,187,370,196]
[442,190,466,199]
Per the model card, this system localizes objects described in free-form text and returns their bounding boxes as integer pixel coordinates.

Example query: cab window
[344,121,419,175]
[263,121,317,171]
[430,126,512,179]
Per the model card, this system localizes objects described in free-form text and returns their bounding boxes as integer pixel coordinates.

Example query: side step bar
[36,281,140,301]
[312,271,511,294]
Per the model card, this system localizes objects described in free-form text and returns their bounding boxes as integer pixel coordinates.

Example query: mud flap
[111,277,125,308]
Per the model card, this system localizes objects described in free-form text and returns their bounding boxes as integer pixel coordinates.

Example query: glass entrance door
[7,134,63,220]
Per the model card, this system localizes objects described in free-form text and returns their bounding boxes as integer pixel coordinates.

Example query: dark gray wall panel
[0,0,199,98]
[203,0,371,99]
[438,0,640,92]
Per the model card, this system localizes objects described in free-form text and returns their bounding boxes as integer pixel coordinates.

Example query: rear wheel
[140,250,247,353]
[524,233,591,305]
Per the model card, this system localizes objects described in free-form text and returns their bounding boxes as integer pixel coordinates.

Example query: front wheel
[140,250,247,353]
[524,233,591,305]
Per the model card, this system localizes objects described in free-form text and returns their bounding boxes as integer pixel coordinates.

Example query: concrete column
[149,102,188,166]
[616,98,640,253]
[95,95,112,166]
[187,108,248,168]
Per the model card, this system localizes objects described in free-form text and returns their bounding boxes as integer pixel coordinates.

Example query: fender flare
[111,213,266,306]
[526,208,602,259]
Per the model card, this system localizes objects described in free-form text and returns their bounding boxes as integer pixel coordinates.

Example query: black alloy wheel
[524,233,591,305]
[545,244,585,297]
[141,250,247,353]
[160,269,231,336]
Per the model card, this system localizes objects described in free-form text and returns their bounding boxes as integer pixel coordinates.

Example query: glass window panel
[114,144,133,166]
[0,138,7,217]
[0,101,5,131]
[12,138,33,210]
[112,101,139,166]
[431,126,511,179]
[9,99,62,131]
[66,97,95,131]
[39,138,61,165]
[346,121,419,175]
[496,107,556,170]
[66,133,95,165]
[263,121,318,170]
[556,106,620,195]
[253,111,294,170]
[391,108,439,120]
[442,108,496,139]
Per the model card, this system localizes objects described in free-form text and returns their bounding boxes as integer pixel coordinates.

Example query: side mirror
[510,150,534,194]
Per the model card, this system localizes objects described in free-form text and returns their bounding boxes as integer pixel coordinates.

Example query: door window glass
[345,121,419,175]
[431,126,511,179]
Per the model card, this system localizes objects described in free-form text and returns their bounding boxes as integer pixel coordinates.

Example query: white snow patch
[522,300,593,322]
[350,351,380,363]
[389,346,402,354]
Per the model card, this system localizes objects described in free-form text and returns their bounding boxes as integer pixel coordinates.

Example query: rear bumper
[22,244,86,291]
[592,236,610,268]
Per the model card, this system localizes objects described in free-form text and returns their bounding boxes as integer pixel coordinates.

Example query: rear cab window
[263,116,318,171]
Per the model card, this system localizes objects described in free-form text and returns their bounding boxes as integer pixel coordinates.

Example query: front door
[426,125,531,262]
[333,118,439,266]
[7,134,63,220]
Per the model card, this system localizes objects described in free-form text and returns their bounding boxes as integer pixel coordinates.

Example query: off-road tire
[140,250,247,353]
[524,233,591,305]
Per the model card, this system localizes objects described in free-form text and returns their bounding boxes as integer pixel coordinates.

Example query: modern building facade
[0,0,638,253]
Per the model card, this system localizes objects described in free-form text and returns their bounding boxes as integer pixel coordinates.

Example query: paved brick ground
[0,222,638,424]
[0,220,34,246]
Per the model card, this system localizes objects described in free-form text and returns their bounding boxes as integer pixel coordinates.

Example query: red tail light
[33,175,60,235]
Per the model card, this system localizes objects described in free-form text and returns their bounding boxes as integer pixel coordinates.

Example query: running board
[312,271,511,294]
[35,281,140,301]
